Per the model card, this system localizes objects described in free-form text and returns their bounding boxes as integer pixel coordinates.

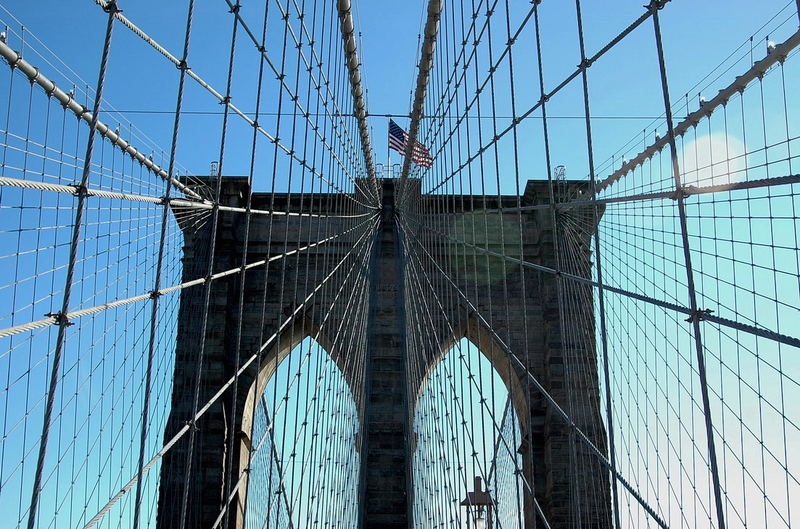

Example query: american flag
[388,119,433,168]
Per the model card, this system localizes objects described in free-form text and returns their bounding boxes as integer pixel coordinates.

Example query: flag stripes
[388,119,433,168]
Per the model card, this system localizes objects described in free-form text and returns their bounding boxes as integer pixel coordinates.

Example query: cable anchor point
[46,311,74,327]
[646,0,668,11]
[71,184,89,198]
[685,308,713,323]
[102,1,121,14]
[670,187,689,201]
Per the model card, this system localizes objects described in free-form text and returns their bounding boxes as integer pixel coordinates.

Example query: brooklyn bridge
[0,1,798,528]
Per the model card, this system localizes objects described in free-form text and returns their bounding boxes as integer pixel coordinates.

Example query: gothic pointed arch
[413,313,529,436]
[232,314,360,529]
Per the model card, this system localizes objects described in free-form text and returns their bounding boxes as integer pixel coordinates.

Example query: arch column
[359,178,412,529]
[158,177,611,529]
[410,180,611,529]
[157,178,367,529]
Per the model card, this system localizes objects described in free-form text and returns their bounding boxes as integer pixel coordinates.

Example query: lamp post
[460,476,494,529]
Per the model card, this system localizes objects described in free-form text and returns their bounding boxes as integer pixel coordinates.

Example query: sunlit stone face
[446,211,523,285]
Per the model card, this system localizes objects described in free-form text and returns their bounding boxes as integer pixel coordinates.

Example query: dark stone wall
[361,179,411,529]
[157,177,610,529]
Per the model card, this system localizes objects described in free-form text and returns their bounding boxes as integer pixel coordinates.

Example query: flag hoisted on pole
[388,119,433,168]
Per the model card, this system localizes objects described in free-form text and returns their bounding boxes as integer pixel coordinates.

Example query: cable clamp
[685,308,713,323]
[62,88,75,109]
[176,59,189,71]
[646,0,668,11]
[102,0,121,14]
[257,45,266,53]
[44,81,57,99]
[46,311,73,327]
[219,95,231,105]
[251,120,259,129]
[148,290,162,300]
[71,183,89,198]
[670,187,688,200]
[229,3,240,14]
[29,66,40,85]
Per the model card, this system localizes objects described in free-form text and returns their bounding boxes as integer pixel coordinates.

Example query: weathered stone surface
[157,177,610,529]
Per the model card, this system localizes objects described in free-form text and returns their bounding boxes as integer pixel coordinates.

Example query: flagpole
[387,117,390,180]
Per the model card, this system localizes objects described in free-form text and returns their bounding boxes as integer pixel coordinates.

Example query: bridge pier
[157,177,611,529]
[360,179,411,529]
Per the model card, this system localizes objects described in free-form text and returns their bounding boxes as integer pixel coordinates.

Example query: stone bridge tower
[157,177,610,529]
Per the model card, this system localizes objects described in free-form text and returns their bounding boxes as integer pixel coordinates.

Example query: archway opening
[413,337,525,529]
[244,336,360,529]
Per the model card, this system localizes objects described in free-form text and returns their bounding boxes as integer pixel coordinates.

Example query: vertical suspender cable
[25,3,118,529]
[131,1,196,528]
[220,0,272,525]
[573,1,622,527]
[178,2,241,527]
[649,3,727,529]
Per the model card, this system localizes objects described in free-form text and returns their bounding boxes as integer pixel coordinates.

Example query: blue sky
[3,0,797,183]
[0,1,798,529]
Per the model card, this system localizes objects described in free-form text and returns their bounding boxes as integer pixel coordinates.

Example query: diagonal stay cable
[397,216,671,529]
[0,214,376,339]
[596,28,800,195]
[219,0,378,204]
[0,173,375,217]
[90,0,375,209]
[401,214,800,350]
[422,2,662,196]
[0,40,202,200]
[79,213,378,529]
[211,250,373,529]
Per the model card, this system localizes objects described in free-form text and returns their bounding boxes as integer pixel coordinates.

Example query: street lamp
[460,476,494,529]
